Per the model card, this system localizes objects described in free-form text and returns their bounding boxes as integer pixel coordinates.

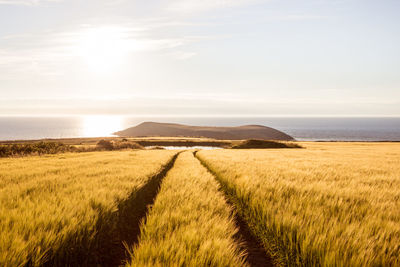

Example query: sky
[0,0,399,117]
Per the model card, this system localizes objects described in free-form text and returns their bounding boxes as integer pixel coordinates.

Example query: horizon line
[1,114,400,118]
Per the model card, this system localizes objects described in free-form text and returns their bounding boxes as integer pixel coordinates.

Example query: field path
[0,150,179,267]
[194,151,274,267]
[126,151,248,266]
[126,151,274,266]
[230,208,274,267]
[105,151,181,266]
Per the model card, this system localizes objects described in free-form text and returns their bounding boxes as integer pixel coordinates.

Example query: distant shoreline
[1,136,400,145]
[1,117,400,142]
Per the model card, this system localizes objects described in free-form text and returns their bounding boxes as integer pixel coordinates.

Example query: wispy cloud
[2,95,399,116]
[0,21,211,79]
[169,51,197,60]
[166,0,264,13]
[275,14,330,21]
[0,0,60,5]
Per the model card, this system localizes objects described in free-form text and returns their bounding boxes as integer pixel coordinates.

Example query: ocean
[0,116,399,141]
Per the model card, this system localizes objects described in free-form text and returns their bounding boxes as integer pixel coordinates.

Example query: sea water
[0,116,399,141]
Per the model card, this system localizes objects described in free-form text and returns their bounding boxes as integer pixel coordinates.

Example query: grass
[0,150,176,266]
[0,140,144,158]
[230,139,301,149]
[126,151,247,267]
[0,137,232,148]
[0,138,301,154]
[196,142,400,266]
[0,142,75,157]
[96,139,143,150]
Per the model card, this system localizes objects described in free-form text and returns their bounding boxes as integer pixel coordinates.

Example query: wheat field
[126,151,246,267]
[197,142,400,266]
[0,150,176,266]
[1,142,399,266]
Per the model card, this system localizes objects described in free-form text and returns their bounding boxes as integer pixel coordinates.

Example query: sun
[76,26,134,73]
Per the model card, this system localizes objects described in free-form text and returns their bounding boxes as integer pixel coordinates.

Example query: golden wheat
[126,151,247,267]
[0,150,176,267]
[197,142,400,266]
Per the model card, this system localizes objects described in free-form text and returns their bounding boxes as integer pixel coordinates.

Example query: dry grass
[230,139,301,149]
[0,150,176,266]
[197,142,400,266]
[0,142,75,157]
[0,136,231,146]
[126,151,247,267]
[96,139,143,150]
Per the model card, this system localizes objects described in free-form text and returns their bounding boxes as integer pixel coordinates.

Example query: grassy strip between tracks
[126,151,247,267]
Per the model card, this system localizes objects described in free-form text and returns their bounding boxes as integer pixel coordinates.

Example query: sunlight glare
[82,116,123,137]
[76,26,136,73]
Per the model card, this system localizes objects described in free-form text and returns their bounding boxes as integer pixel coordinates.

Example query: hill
[114,122,294,141]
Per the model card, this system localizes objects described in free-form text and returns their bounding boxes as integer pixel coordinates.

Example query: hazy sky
[0,0,399,116]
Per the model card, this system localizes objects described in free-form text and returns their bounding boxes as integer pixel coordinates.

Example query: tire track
[106,151,181,266]
[194,151,274,267]
[42,152,181,267]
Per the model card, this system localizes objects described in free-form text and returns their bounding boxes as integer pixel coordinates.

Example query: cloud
[0,0,60,5]
[275,14,329,21]
[1,96,399,116]
[170,51,197,60]
[0,21,210,80]
[166,0,264,13]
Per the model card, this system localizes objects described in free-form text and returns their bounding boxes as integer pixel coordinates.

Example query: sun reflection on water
[81,116,123,137]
